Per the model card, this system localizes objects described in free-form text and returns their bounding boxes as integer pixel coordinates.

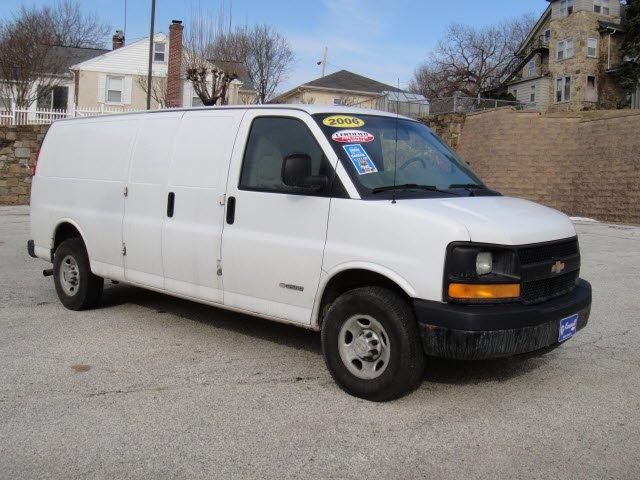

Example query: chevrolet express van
[28,106,591,401]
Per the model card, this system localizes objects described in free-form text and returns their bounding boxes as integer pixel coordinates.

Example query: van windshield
[314,113,492,199]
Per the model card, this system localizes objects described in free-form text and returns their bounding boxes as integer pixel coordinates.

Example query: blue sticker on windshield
[342,144,378,175]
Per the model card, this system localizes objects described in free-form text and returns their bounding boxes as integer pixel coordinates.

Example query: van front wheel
[321,286,425,401]
[53,238,103,310]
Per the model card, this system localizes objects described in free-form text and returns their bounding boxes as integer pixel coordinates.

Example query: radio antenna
[391,78,400,204]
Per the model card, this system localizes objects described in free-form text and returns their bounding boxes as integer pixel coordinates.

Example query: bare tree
[0,7,62,108]
[0,2,109,109]
[410,14,536,99]
[183,8,242,106]
[46,0,110,49]
[183,7,293,105]
[136,75,168,108]
[240,24,294,104]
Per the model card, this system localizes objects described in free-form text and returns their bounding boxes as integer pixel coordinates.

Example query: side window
[153,42,166,62]
[239,116,336,195]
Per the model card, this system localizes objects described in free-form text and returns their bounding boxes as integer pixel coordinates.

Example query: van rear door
[162,110,245,303]
[33,118,139,279]
[220,110,337,324]
[123,112,181,288]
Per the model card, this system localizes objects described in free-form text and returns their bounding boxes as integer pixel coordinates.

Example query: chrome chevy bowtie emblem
[551,260,566,274]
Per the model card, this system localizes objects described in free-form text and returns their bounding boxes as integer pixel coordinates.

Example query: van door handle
[226,196,236,224]
[167,192,175,217]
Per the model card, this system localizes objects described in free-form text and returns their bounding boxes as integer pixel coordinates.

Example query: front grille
[521,270,579,304]
[518,238,579,265]
[517,238,580,304]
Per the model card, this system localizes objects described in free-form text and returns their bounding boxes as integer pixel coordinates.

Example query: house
[0,45,107,114]
[271,69,429,117]
[71,21,256,111]
[498,0,635,112]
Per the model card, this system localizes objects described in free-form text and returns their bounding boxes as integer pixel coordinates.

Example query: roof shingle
[302,69,401,93]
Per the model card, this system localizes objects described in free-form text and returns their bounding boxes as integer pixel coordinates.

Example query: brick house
[498,0,637,112]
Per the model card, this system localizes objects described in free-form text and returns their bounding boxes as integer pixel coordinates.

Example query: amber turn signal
[448,283,520,300]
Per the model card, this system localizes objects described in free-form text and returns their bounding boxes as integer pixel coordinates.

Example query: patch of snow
[570,217,599,223]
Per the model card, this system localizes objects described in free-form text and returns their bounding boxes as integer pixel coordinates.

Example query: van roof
[55,104,413,123]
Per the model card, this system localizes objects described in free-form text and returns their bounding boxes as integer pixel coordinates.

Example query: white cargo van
[28,106,591,400]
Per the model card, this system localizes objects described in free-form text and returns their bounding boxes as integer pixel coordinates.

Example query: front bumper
[414,279,591,360]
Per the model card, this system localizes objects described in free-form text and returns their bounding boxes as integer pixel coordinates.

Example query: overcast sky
[0,0,547,92]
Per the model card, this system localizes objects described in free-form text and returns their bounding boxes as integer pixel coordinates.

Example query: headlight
[475,252,493,276]
[444,244,520,303]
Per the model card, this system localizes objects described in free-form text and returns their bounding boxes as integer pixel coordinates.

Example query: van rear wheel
[53,238,103,310]
[321,286,425,401]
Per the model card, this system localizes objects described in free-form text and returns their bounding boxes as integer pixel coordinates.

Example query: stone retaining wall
[0,125,49,205]
[421,113,466,150]
[453,108,640,225]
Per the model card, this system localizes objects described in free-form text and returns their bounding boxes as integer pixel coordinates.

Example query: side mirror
[281,153,328,192]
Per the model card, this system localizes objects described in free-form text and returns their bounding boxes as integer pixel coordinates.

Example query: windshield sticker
[323,115,365,128]
[342,144,378,175]
[331,130,375,144]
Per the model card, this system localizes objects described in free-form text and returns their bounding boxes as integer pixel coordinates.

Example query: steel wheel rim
[60,255,80,296]
[338,314,391,380]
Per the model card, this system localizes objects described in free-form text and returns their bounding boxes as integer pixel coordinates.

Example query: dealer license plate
[558,314,579,342]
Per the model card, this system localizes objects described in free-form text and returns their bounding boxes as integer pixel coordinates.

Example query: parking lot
[1,205,639,480]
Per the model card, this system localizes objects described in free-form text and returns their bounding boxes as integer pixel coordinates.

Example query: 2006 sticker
[323,115,365,128]
[331,130,375,143]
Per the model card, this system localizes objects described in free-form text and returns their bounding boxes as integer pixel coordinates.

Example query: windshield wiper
[448,183,488,189]
[372,184,457,195]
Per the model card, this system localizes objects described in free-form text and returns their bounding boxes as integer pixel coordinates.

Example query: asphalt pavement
[1,206,639,480]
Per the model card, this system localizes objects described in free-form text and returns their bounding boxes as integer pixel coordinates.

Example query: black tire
[321,286,425,401]
[53,237,103,311]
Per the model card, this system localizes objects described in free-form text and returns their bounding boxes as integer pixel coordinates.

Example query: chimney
[112,30,125,50]
[166,20,184,108]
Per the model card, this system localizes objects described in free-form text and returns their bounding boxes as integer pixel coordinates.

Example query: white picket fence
[0,105,145,126]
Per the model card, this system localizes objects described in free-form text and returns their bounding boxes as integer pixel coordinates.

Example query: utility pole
[124,0,127,40]
[320,46,328,77]
[146,0,156,110]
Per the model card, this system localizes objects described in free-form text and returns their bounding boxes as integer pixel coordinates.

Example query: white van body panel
[123,111,181,289]
[221,109,334,325]
[162,109,245,303]
[422,196,576,245]
[321,197,471,306]
[30,116,140,279]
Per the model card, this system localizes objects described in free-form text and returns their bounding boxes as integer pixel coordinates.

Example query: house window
[192,94,203,107]
[37,86,69,110]
[588,37,598,58]
[106,75,124,103]
[556,76,572,102]
[586,75,598,102]
[557,38,573,61]
[530,84,536,103]
[153,42,166,62]
[333,97,347,106]
[528,59,536,77]
[594,0,610,15]
[544,30,551,43]
[0,95,11,111]
[560,0,574,17]
[513,89,518,100]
